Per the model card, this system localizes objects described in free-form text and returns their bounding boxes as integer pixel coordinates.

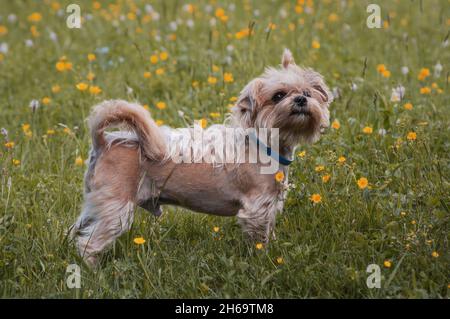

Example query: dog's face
[233,49,332,146]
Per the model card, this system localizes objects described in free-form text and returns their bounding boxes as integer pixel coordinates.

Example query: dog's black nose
[294,95,307,107]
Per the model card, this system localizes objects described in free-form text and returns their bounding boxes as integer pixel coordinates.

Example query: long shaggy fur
[71,49,333,266]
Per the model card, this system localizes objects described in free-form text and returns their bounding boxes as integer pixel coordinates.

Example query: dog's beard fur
[71,49,333,266]
[231,49,332,152]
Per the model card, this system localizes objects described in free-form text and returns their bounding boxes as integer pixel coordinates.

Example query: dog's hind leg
[71,145,141,266]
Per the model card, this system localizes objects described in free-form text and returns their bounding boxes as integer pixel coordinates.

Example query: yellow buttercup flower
[4,141,15,149]
[417,68,430,81]
[337,156,346,164]
[213,226,220,233]
[357,177,368,189]
[208,76,217,85]
[315,165,325,172]
[310,193,322,204]
[376,64,387,73]
[276,257,284,265]
[42,97,51,105]
[159,51,168,61]
[28,12,42,23]
[331,120,340,130]
[403,102,413,110]
[87,72,95,81]
[133,237,146,245]
[328,13,339,22]
[150,55,158,64]
[275,171,285,182]
[407,132,417,141]
[75,156,83,166]
[199,118,207,129]
[322,175,331,183]
[87,53,96,62]
[155,120,164,126]
[381,70,391,78]
[143,71,152,79]
[76,82,88,91]
[312,40,320,49]
[255,243,264,250]
[223,72,234,83]
[420,87,431,94]
[156,102,166,110]
[89,86,102,95]
[431,251,439,258]
[156,68,165,75]
[55,61,66,72]
[46,129,55,135]
[0,25,8,36]
[383,260,392,268]
[52,84,61,93]
[12,159,20,166]
[209,112,221,118]
[297,150,306,158]
[362,126,373,134]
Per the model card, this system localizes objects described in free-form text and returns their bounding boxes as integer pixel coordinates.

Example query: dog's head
[232,49,332,146]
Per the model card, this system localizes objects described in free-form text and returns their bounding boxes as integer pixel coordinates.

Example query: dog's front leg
[237,195,278,243]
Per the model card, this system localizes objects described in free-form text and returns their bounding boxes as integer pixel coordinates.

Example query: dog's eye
[272,91,286,103]
[303,90,311,97]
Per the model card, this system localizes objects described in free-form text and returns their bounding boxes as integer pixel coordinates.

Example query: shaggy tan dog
[71,49,333,266]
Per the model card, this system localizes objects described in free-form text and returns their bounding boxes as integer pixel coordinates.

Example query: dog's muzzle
[291,95,310,116]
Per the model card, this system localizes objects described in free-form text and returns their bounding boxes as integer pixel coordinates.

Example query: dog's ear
[313,82,333,104]
[232,79,263,127]
[303,68,333,104]
[282,48,295,68]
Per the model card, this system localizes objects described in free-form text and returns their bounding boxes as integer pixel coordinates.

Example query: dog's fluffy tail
[88,100,166,160]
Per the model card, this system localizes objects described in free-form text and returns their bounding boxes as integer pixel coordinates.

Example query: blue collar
[248,132,293,166]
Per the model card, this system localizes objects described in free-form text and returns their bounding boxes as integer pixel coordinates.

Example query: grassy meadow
[0,0,449,298]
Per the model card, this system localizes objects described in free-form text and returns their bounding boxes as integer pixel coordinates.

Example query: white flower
[390,85,405,102]
[378,128,387,136]
[186,19,194,28]
[253,9,260,17]
[401,66,409,75]
[442,39,449,48]
[433,62,443,78]
[1,128,8,136]
[8,14,17,23]
[226,45,234,52]
[48,31,58,42]
[0,43,8,54]
[332,87,340,99]
[151,12,160,21]
[178,110,185,117]
[126,86,133,95]
[169,21,178,31]
[145,4,154,13]
[279,9,287,18]
[29,99,40,112]
[351,83,358,91]
[209,18,216,27]
[25,39,33,47]
[204,5,213,13]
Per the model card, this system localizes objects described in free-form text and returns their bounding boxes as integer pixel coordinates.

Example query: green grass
[0,0,449,298]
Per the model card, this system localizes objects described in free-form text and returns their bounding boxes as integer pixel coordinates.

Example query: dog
[71,49,332,266]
